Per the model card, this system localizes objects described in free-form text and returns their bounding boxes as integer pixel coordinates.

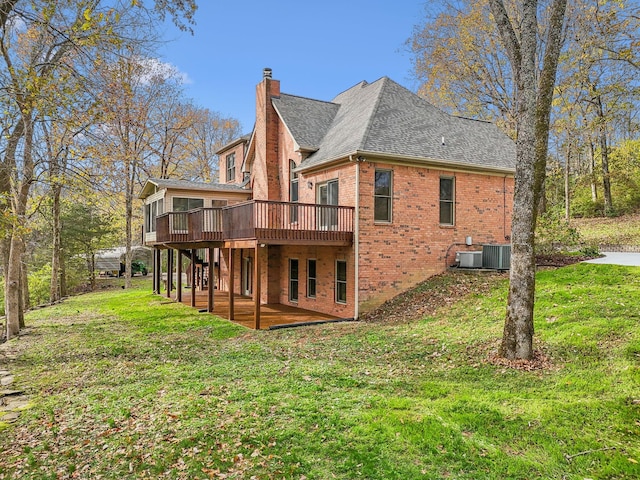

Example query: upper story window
[289,160,299,223]
[318,179,339,229]
[374,170,393,222]
[289,160,299,202]
[226,153,236,182]
[439,177,455,225]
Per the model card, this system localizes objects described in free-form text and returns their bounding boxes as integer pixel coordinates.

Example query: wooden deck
[153,201,354,247]
[173,288,343,330]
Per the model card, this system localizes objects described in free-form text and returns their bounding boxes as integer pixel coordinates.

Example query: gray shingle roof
[274,77,515,173]
[151,178,246,191]
[139,178,247,199]
[272,94,339,151]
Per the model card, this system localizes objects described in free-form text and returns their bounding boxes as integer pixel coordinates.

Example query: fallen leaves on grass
[535,254,597,267]
[487,349,556,372]
[361,271,507,324]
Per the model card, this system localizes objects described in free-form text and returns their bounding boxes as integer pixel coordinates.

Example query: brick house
[140,68,515,328]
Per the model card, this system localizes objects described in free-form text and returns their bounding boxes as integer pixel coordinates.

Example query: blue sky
[159,0,428,133]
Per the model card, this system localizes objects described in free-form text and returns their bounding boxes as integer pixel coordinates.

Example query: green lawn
[1,264,639,479]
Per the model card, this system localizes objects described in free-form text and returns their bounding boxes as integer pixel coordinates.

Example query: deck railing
[188,208,224,242]
[155,212,189,243]
[223,200,354,243]
[151,200,354,245]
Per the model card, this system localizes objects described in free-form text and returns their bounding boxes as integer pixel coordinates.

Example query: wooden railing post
[254,244,261,330]
[190,249,196,307]
[166,249,173,298]
[176,250,183,302]
[208,247,214,312]
[228,248,235,320]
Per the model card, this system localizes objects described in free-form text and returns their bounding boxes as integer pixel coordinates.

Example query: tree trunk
[6,112,34,337]
[501,176,537,359]
[60,250,67,298]
[589,141,598,202]
[88,254,96,291]
[594,95,613,215]
[599,129,613,215]
[1,121,24,337]
[50,183,62,302]
[490,0,568,360]
[20,256,28,323]
[5,233,24,339]
[125,190,133,289]
[565,143,571,222]
[494,0,538,360]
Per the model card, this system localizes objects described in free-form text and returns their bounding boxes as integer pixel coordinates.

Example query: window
[173,197,204,212]
[226,153,236,182]
[374,170,393,222]
[289,259,299,302]
[212,199,228,207]
[172,197,203,231]
[290,160,299,223]
[307,259,317,298]
[144,199,163,233]
[335,260,347,304]
[145,204,151,231]
[439,177,455,225]
[318,179,339,229]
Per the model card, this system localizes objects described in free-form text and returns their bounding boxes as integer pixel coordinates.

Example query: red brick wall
[219,246,281,306]
[297,163,357,206]
[252,78,281,200]
[222,244,357,319]
[273,244,356,319]
[357,161,513,312]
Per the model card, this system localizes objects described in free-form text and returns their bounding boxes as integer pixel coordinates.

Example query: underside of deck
[173,288,343,330]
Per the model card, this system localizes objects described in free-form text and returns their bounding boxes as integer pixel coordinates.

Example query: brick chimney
[253,68,281,200]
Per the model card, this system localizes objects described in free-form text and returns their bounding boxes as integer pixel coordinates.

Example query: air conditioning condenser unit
[482,244,511,270]
[458,251,483,268]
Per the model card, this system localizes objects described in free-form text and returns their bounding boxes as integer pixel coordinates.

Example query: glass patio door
[318,180,338,230]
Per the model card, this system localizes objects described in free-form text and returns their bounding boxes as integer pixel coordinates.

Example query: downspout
[350,155,360,320]
[503,176,509,241]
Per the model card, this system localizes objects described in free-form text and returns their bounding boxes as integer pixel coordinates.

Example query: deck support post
[190,249,197,307]
[153,248,162,294]
[254,244,261,330]
[152,248,156,293]
[166,249,173,298]
[176,250,183,302]
[228,248,234,321]
[208,247,214,312]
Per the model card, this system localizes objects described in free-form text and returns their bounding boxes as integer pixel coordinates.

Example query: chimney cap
[263,67,272,79]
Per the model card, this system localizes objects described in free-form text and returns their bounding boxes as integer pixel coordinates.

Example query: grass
[1,264,639,479]
[573,212,640,246]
